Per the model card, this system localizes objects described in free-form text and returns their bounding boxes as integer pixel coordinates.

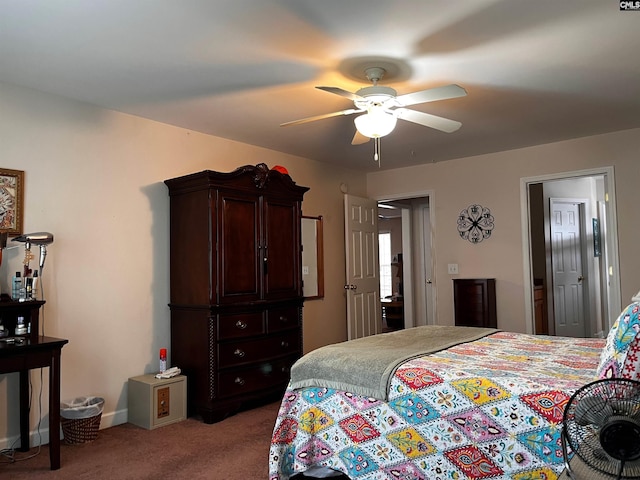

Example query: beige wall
[367,128,640,333]
[0,81,365,446]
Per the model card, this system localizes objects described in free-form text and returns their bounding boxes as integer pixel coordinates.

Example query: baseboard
[101,407,129,429]
[0,407,129,450]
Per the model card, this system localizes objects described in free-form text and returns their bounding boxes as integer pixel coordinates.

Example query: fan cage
[563,378,640,479]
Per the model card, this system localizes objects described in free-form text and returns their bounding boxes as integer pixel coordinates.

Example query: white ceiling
[1,1,639,172]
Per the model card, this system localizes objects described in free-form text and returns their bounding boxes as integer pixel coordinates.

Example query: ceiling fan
[281,66,467,162]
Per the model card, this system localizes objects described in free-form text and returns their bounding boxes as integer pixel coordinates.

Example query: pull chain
[374,137,381,167]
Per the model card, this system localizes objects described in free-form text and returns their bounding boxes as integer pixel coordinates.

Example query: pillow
[596,302,640,379]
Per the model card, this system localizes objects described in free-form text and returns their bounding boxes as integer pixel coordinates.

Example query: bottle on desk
[25,277,33,300]
[12,272,21,300]
[15,316,27,335]
[32,271,39,300]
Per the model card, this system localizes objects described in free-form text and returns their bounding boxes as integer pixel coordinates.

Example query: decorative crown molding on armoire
[164,163,309,423]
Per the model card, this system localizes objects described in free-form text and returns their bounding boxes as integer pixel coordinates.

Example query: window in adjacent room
[379,232,392,298]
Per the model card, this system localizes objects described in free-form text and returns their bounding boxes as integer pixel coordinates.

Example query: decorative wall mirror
[301,215,324,299]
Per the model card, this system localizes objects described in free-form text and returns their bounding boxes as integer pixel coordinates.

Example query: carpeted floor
[1,401,285,479]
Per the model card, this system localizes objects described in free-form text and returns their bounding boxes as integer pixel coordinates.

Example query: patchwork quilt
[269,331,605,480]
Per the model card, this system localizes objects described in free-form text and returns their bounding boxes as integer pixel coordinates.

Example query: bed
[268,324,610,480]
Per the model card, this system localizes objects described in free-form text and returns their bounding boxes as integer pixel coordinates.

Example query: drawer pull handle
[281,341,289,348]
[235,320,247,329]
[234,349,245,358]
[279,315,288,323]
[234,377,245,386]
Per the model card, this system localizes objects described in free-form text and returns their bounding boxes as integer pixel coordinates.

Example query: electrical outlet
[302,266,309,275]
[448,263,459,274]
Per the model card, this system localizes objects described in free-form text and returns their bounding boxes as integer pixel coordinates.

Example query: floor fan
[562,378,640,479]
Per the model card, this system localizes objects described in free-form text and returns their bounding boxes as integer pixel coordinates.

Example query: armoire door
[263,197,301,300]
[218,191,261,304]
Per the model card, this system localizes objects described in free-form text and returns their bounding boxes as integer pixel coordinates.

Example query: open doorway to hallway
[377,196,434,331]
[523,168,621,338]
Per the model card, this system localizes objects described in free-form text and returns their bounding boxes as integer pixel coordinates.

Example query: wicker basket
[61,412,102,445]
[60,396,104,445]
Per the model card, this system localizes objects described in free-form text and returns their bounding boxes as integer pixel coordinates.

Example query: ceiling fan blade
[395,84,467,107]
[280,108,363,127]
[351,130,370,145]
[396,108,462,133]
[316,86,364,102]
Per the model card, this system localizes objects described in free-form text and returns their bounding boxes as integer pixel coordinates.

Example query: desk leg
[18,370,30,452]
[49,347,62,470]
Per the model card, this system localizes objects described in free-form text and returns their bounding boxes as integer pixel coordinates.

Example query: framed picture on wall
[0,168,24,236]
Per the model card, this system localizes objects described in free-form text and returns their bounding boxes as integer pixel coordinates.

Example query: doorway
[377,193,435,329]
[522,167,621,337]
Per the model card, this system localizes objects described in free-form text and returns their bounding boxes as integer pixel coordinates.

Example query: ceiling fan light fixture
[354,107,397,138]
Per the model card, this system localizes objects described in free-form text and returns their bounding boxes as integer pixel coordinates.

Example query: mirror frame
[302,215,324,300]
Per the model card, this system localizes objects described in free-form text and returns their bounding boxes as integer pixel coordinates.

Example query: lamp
[354,106,397,138]
[354,107,397,166]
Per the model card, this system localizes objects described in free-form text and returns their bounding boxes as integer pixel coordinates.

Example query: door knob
[343,284,357,290]
[426,279,433,284]
[578,275,584,282]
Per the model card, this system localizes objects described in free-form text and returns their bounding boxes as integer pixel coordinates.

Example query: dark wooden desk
[0,336,69,470]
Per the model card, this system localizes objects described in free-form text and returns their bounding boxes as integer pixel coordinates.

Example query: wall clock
[457,204,494,244]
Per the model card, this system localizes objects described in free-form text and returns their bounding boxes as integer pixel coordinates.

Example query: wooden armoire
[164,164,308,423]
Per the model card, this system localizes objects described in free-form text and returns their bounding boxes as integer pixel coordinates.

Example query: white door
[411,201,434,326]
[344,194,381,339]
[420,203,435,325]
[550,199,586,337]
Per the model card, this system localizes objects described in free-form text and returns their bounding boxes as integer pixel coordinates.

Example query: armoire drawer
[217,331,300,368]
[217,357,295,398]
[217,311,264,339]
[266,306,299,333]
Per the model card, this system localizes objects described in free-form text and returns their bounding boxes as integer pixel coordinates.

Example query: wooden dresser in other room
[453,278,497,328]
